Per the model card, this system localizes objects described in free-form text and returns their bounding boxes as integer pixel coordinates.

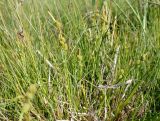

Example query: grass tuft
[0,0,160,120]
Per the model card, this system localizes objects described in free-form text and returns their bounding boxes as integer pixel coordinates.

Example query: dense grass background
[0,0,160,120]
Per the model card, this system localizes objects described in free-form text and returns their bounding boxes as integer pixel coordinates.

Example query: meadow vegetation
[0,0,160,120]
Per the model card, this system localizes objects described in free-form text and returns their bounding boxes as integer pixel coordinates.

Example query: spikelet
[48,11,62,32]
[77,48,83,67]
[77,48,83,62]
[101,1,107,31]
[19,84,37,121]
[48,11,68,51]
[102,1,108,22]
[58,33,68,51]
[26,84,37,100]
[22,102,31,114]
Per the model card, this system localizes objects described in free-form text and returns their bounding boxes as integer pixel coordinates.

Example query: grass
[0,0,160,120]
